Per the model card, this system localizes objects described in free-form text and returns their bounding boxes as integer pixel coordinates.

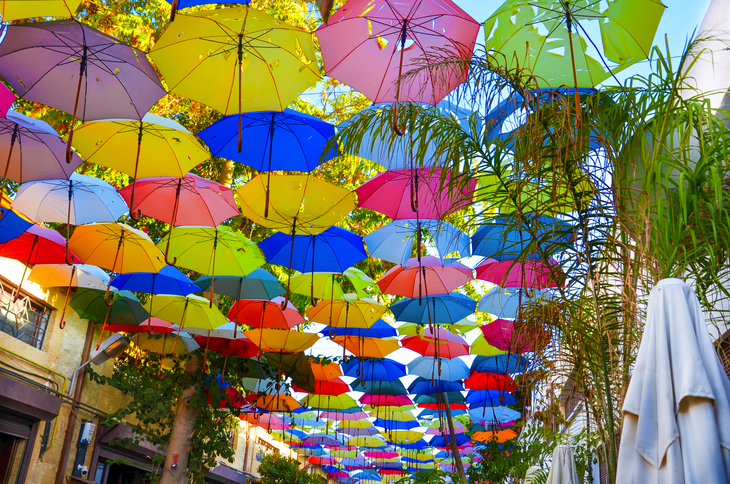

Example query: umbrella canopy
[193,334,259,359]
[196,269,284,301]
[306,298,387,329]
[70,287,149,327]
[346,436,388,449]
[365,219,470,265]
[471,215,573,261]
[470,334,508,357]
[28,264,109,290]
[0,225,80,265]
[0,83,14,118]
[118,173,237,227]
[477,288,548,319]
[408,356,469,381]
[111,265,200,296]
[245,394,302,413]
[237,174,356,234]
[466,390,518,408]
[360,394,412,407]
[471,354,528,375]
[0,111,83,192]
[332,336,401,359]
[69,223,165,274]
[467,406,520,424]
[146,294,228,332]
[315,0,479,104]
[134,332,199,355]
[302,394,359,411]
[227,299,304,329]
[377,257,473,298]
[324,320,397,339]
[616,279,730,483]
[357,168,475,220]
[260,227,367,273]
[12,172,128,225]
[294,378,351,396]
[476,259,562,289]
[243,329,319,354]
[481,319,549,353]
[105,317,176,335]
[390,293,476,326]
[464,372,517,392]
[162,0,252,21]
[341,358,407,381]
[353,379,408,397]
[409,378,463,395]
[0,208,32,244]
[0,0,80,21]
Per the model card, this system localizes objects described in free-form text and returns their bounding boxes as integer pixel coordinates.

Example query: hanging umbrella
[365,219,470,266]
[351,379,408,396]
[12,172,129,263]
[480,319,550,353]
[105,317,177,335]
[331,336,401,359]
[69,287,148,327]
[0,0,80,21]
[466,390,518,408]
[303,435,344,447]
[390,293,476,326]
[402,330,469,359]
[0,208,32,244]
[294,378,351,396]
[150,6,320,149]
[245,394,302,413]
[464,372,517,393]
[111,265,200,297]
[377,257,473,299]
[159,225,264,305]
[346,436,388,449]
[0,111,83,194]
[118,174,237,239]
[408,356,469,381]
[409,377,463,395]
[0,84,14,119]
[341,358,406,381]
[356,168,475,220]
[196,269,284,301]
[290,273,345,300]
[134,332,200,355]
[360,394,412,407]
[199,109,338,214]
[243,329,319,354]
[476,259,562,289]
[471,215,574,261]
[162,0,251,21]
[69,223,165,274]
[470,334,508,357]
[227,299,304,330]
[615,279,730,483]
[315,0,479,132]
[467,406,520,424]
[477,288,548,319]
[323,319,397,339]
[0,20,166,162]
[306,298,387,330]
[302,394,359,412]
[471,354,528,375]
[472,429,518,444]
[29,263,109,329]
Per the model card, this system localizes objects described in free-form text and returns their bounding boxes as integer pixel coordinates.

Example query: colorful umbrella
[163,0,251,21]
[390,293,476,326]
[377,257,473,299]
[134,332,199,355]
[294,378,351,396]
[471,354,528,375]
[365,219,470,265]
[111,265,200,297]
[199,109,338,214]
[306,298,387,330]
[245,394,302,413]
[70,287,148,327]
[475,259,562,289]
[0,208,32,244]
[0,20,165,161]
[195,269,284,301]
[401,329,470,359]
[480,319,550,353]
[0,0,80,21]
[302,394,359,411]
[332,336,401,359]
[341,358,407,381]
[408,356,469,381]
[470,334,507,357]
[227,299,304,330]
[356,168,475,220]
[105,317,177,335]
[149,6,320,146]
[352,379,408,396]
[243,329,319,354]
[360,394,412,407]
[464,372,517,392]
[290,273,345,300]
[467,406,520,424]
[477,288,548,319]
[0,111,83,194]
[466,391,518,408]
[471,215,573,261]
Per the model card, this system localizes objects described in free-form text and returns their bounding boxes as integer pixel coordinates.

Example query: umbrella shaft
[0,126,18,195]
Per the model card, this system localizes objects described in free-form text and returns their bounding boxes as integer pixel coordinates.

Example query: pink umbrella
[359,394,413,407]
[316,0,479,132]
[356,168,475,220]
[480,319,547,353]
[475,259,562,289]
[320,411,369,421]
[0,83,16,118]
[377,256,472,298]
[119,174,239,263]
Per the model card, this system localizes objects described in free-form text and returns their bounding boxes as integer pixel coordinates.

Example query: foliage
[395,467,454,484]
[257,454,325,484]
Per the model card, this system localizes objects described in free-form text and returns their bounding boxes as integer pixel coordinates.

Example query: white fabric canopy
[616,278,730,483]
[545,445,579,484]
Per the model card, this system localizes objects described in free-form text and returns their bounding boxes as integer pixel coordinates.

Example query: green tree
[258,454,325,484]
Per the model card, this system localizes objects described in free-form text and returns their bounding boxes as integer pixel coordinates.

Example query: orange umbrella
[310,361,343,381]
[332,336,401,359]
[243,328,319,354]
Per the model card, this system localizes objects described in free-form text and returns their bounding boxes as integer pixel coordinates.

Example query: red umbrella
[359,394,412,407]
[0,225,80,299]
[402,329,469,359]
[119,174,240,262]
[193,334,259,359]
[476,259,562,289]
[293,377,351,396]
[357,168,475,219]
[480,319,550,353]
[464,372,516,393]
[315,0,479,132]
[105,317,176,334]
[227,299,304,330]
[377,255,472,298]
[418,402,468,410]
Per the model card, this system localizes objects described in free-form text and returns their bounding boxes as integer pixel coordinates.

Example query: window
[255,438,279,461]
[0,276,52,350]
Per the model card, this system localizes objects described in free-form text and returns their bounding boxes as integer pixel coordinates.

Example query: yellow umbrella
[339,420,374,429]
[381,430,424,444]
[306,298,386,329]
[69,223,165,274]
[470,334,507,357]
[301,394,358,411]
[345,436,388,448]
[331,336,401,359]
[290,273,345,300]
[0,0,80,21]
[243,328,319,354]
[71,114,209,216]
[133,332,199,355]
[249,394,302,413]
[150,6,320,149]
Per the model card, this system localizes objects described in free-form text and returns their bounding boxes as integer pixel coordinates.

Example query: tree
[258,454,325,484]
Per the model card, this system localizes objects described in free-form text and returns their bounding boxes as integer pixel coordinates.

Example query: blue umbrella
[390,293,476,325]
[392,440,429,450]
[477,288,548,319]
[471,354,528,375]
[163,0,251,22]
[0,208,32,243]
[351,379,408,395]
[466,390,518,407]
[468,406,520,423]
[321,319,397,338]
[429,433,470,448]
[419,408,466,418]
[408,377,463,395]
[195,268,284,300]
[402,456,434,463]
[372,419,419,430]
[364,219,470,265]
[260,226,366,273]
[471,215,573,261]
[111,265,200,296]
[352,470,380,480]
[413,392,464,405]
[341,358,406,381]
[198,109,339,217]
[408,356,469,381]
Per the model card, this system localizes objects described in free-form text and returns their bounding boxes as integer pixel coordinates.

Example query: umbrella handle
[391,29,408,137]
[169,0,178,21]
[129,208,142,221]
[65,241,75,266]
[59,282,73,329]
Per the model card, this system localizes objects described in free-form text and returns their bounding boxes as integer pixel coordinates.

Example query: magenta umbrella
[480,319,544,353]
[316,0,479,132]
[476,259,562,289]
[0,84,16,118]
[356,168,475,219]
[0,19,166,162]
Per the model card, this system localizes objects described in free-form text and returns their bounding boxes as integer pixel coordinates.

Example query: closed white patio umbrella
[546,445,579,484]
[616,278,730,483]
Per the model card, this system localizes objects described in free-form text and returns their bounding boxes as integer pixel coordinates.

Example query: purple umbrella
[0,111,83,194]
[0,19,166,162]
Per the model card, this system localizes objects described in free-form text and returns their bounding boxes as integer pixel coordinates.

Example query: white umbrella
[616,278,730,483]
[546,445,579,484]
